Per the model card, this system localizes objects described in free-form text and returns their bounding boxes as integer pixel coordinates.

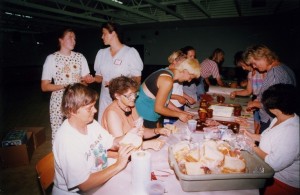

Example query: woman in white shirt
[245,84,299,195]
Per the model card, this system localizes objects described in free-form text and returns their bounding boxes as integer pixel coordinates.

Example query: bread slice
[164,124,178,133]
[202,141,224,163]
[185,162,206,175]
[222,155,246,173]
[119,132,143,148]
[185,149,200,162]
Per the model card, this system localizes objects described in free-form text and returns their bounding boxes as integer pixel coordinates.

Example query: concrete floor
[1,82,52,195]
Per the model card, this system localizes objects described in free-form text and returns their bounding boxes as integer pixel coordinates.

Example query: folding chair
[36,152,54,195]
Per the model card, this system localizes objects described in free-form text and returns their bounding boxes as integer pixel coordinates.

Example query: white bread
[173,141,190,162]
[164,124,178,133]
[185,149,200,162]
[185,162,206,175]
[222,155,246,173]
[120,132,143,148]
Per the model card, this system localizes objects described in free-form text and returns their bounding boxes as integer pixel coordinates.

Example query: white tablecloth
[88,132,258,195]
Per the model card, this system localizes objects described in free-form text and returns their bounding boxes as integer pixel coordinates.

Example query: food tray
[168,145,274,192]
[196,119,240,133]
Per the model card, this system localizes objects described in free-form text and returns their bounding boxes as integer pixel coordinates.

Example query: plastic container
[168,145,274,192]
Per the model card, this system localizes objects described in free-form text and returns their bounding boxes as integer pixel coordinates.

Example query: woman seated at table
[52,83,135,194]
[245,84,299,195]
[135,57,201,128]
[102,76,171,156]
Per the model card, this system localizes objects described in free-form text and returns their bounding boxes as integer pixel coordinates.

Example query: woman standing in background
[93,22,143,122]
[41,28,93,141]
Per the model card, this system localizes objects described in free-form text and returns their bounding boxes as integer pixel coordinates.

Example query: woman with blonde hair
[135,56,201,128]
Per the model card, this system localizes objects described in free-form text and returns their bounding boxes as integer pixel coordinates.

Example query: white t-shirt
[94,45,143,121]
[52,119,114,194]
[260,114,300,188]
[170,82,184,107]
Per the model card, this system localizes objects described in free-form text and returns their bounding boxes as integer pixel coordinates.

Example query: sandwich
[222,155,246,173]
[120,132,143,149]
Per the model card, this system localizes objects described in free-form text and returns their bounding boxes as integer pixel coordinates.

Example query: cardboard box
[14,127,46,149]
[2,130,27,147]
[0,132,35,168]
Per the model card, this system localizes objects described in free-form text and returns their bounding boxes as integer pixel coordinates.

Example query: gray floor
[1,82,52,195]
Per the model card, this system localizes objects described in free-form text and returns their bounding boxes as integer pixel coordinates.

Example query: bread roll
[120,132,142,148]
[185,162,206,175]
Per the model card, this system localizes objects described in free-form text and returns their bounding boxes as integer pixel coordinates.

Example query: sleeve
[94,50,103,77]
[265,123,299,172]
[128,47,143,77]
[80,53,90,77]
[211,63,221,79]
[41,54,55,80]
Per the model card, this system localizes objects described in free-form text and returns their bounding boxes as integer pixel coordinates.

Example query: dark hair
[57,28,75,49]
[181,46,195,54]
[101,22,123,43]
[209,48,224,60]
[62,83,98,118]
[234,51,245,66]
[109,76,139,100]
[262,83,297,115]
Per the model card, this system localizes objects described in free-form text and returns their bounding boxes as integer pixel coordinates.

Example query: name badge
[114,59,122,65]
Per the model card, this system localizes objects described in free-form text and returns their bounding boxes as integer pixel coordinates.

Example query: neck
[276,113,294,124]
[116,101,132,116]
[68,118,88,134]
[59,48,72,56]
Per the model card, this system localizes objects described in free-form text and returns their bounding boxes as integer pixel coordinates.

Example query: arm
[171,94,186,105]
[41,80,65,92]
[230,78,253,98]
[105,110,125,137]
[252,146,268,160]
[94,75,103,83]
[154,76,192,122]
[183,93,196,104]
[216,77,225,87]
[77,144,134,191]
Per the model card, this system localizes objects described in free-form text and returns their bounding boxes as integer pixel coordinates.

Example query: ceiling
[1,0,299,33]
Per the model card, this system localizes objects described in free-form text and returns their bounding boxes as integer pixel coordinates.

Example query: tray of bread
[168,140,274,192]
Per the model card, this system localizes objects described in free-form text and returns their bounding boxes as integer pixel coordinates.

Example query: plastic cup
[187,119,197,132]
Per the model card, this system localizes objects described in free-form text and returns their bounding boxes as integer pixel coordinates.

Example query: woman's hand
[128,127,144,137]
[81,74,95,84]
[156,127,171,136]
[115,144,135,169]
[244,130,261,142]
[230,91,237,99]
[178,112,193,123]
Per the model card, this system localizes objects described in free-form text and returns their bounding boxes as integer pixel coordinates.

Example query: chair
[36,152,55,195]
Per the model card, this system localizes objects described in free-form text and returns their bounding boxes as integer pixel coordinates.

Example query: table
[89,92,258,195]
[88,130,258,195]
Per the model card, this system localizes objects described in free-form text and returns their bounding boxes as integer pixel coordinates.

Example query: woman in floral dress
[41,28,93,141]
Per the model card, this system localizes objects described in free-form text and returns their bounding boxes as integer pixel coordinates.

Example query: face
[101,28,114,45]
[186,50,196,59]
[73,102,97,124]
[216,53,224,63]
[59,31,76,51]
[120,89,138,107]
[178,69,196,82]
[248,57,269,72]
[238,61,252,72]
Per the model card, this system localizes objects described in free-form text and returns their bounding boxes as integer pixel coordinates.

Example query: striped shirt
[258,64,296,123]
[200,58,221,79]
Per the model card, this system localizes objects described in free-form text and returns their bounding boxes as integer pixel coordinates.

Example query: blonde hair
[243,44,279,65]
[176,58,201,78]
[168,50,186,64]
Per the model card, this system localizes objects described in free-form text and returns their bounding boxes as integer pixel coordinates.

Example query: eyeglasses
[122,92,138,100]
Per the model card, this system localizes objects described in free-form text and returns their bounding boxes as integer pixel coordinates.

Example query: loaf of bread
[120,132,143,148]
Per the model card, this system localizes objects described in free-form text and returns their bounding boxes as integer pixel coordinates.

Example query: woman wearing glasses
[102,76,171,157]
[135,57,201,128]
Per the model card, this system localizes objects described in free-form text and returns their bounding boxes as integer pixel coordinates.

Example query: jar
[198,108,207,122]
[233,106,242,117]
[200,99,208,109]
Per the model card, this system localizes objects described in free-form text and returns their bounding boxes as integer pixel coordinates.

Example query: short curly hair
[109,76,139,100]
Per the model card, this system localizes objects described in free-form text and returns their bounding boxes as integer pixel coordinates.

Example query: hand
[115,144,135,169]
[128,127,144,137]
[142,139,165,151]
[230,91,236,99]
[178,112,193,123]
[81,74,95,84]
[157,127,171,136]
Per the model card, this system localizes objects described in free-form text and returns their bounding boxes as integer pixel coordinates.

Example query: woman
[244,44,296,133]
[53,83,135,194]
[41,28,93,141]
[245,84,299,195]
[102,76,171,156]
[135,58,201,128]
[93,22,143,121]
[230,51,266,133]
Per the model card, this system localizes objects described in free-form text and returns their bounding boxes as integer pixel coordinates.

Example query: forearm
[41,81,65,92]
[253,146,267,160]
[94,75,103,83]
[78,163,123,191]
